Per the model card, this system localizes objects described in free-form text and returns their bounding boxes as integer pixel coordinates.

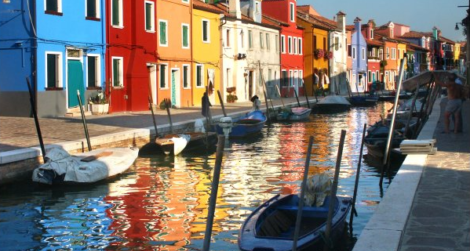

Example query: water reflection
[0,103,396,251]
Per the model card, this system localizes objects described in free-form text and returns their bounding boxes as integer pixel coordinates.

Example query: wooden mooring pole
[26,77,47,162]
[349,124,367,236]
[77,90,92,151]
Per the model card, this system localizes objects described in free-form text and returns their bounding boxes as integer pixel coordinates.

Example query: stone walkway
[399,99,470,251]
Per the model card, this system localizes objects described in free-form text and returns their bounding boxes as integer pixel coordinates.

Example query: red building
[106,0,158,113]
[362,20,383,90]
[263,0,304,97]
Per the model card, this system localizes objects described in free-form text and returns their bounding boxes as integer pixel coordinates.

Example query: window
[182,0,189,3]
[87,55,100,87]
[182,24,189,49]
[313,35,317,49]
[275,35,279,52]
[159,64,168,88]
[260,32,264,49]
[334,37,339,51]
[268,69,272,81]
[391,48,396,59]
[281,70,288,87]
[298,38,302,55]
[225,29,230,47]
[159,20,168,46]
[45,0,62,13]
[379,49,383,60]
[182,65,189,88]
[347,45,352,57]
[281,35,285,53]
[289,70,294,86]
[145,1,155,32]
[86,0,99,19]
[293,37,297,54]
[112,57,123,87]
[323,37,326,49]
[362,48,366,60]
[226,68,232,87]
[370,29,374,39]
[386,47,389,59]
[248,30,253,48]
[352,47,356,59]
[266,33,270,50]
[46,52,62,88]
[202,20,210,42]
[368,70,371,83]
[240,30,244,48]
[111,0,123,27]
[196,64,203,87]
[288,36,292,54]
[290,3,295,22]
[299,70,303,86]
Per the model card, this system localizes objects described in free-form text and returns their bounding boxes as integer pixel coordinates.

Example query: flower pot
[91,103,109,115]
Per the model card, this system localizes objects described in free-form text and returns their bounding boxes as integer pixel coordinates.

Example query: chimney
[336,11,346,32]
[367,19,374,40]
[229,0,241,19]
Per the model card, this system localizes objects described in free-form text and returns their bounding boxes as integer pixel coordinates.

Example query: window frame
[87,54,101,88]
[111,56,124,88]
[159,20,168,47]
[361,48,366,60]
[86,0,100,20]
[352,47,356,59]
[202,19,210,43]
[391,48,396,60]
[248,30,253,49]
[45,0,62,14]
[182,64,190,89]
[111,0,123,28]
[144,1,155,32]
[275,35,279,52]
[266,33,270,50]
[182,23,190,49]
[225,28,231,48]
[289,2,295,22]
[159,63,169,89]
[196,64,204,88]
[298,38,302,55]
[293,37,297,54]
[281,35,286,54]
[260,32,264,49]
[288,36,292,54]
[45,51,63,89]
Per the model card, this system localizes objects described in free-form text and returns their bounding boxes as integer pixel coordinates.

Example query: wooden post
[148,96,159,139]
[77,90,92,151]
[303,85,311,108]
[165,98,174,133]
[26,77,46,162]
[324,130,347,251]
[349,124,367,236]
[292,136,314,251]
[275,85,285,108]
[293,89,301,107]
[217,90,227,117]
[202,135,225,251]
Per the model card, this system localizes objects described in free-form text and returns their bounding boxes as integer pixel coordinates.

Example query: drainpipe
[31,0,38,116]
[189,2,193,106]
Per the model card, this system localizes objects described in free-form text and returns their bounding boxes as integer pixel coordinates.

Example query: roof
[400,31,427,39]
[193,0,223,14]
[366,39,383,47]
[262,14,289,27]
[296,8,337,30]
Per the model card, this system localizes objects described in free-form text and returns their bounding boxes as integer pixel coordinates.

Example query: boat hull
[348,96,379,107]
[238,194,352,251]
[277,107,311,121]
[156,132,218,155]
[216,110,267,138]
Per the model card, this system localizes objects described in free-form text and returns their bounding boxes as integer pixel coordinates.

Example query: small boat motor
[218,116,233,138]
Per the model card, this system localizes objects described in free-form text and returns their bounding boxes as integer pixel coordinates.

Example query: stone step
[65,106,92,117]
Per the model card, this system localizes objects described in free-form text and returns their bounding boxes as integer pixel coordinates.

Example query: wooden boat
[378,90,411,101]
[155,132,218,155]
[216,110,267,138]
[277,107,311,121]
[364,124,405,158]
[238,194,352,251]
[312,95,351,113]
[32,147,138,185]
[348,95,379,107]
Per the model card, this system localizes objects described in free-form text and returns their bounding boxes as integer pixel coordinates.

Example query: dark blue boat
[238,194,352,251]
[348,95,379,107]
[216,110,267,138]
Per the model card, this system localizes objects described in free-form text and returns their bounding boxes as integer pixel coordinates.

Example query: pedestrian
[435,73,464,134]
[250,95,261,110]
[201,91,211,118]
[313,69,319,96]
[452,76,464,132]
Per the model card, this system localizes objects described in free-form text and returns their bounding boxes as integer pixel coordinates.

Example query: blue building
[0,0,106,117]
[350,17,368,93]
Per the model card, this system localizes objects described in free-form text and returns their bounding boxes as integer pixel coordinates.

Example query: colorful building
[350,17,368,93]
[156,0,193,108]
[106,0,158,113]
[263,0,304,98]
[0,0,106,117]
[362,19,383,90]
[192,1,223,106]
[375,22,399,90]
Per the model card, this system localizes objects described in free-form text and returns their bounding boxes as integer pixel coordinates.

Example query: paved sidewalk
[399,99,470,251]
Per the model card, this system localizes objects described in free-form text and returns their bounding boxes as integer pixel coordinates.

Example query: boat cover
[317,95,351,105]
[304,173,332,207]
[172,134,190,155]
[32,147,138,184]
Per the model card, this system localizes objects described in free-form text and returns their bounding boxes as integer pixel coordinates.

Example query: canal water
[0,103,397,251]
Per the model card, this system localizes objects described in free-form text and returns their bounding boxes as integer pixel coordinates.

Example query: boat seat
[257,210,294,237]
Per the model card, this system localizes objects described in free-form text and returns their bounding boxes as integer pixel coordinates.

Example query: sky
[297,0,469,42]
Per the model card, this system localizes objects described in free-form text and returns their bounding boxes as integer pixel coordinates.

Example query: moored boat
[312,95,351,113]
[348,95,379,107]
[32,147,138,185]
[238,194,352,251]
[216,110,267,138]
[277,107,312,121]
[155,132,218,155]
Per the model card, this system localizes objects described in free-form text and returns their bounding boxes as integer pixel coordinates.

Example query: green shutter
[87,0,96,18]
[88,57,96,87]
[160,65,166,88]
[112,0,119,26]
[145,3,152,30]
[203,21,208,41]
[46,0,58,12]
[47,54,57,88]
[160,22,167,44]
[197,66,201,87]
[183,26,188,47]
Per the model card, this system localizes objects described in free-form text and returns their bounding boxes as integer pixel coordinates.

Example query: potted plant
[226,93,238,103]
[314,49,325,59]
[89,91,109,115]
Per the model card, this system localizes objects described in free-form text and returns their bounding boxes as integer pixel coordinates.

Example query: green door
[171,69,177,106]
[67,60,85,108]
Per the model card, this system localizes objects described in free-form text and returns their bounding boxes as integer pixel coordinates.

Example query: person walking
[435,73,464,134]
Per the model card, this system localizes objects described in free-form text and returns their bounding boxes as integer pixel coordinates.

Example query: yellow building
[397,41,407,74]
[192,1,222,106]
[297,5,336,95]
[454,42,461,61]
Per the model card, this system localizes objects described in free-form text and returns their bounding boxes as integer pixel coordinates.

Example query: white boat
[277,107,311,121]
[32,147,139,185]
